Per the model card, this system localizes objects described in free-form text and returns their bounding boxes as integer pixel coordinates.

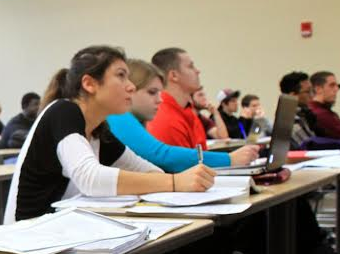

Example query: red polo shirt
[309,100,340,138]
[147,92,207,150]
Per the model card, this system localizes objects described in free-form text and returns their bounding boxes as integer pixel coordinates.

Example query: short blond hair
[127,59,164,90]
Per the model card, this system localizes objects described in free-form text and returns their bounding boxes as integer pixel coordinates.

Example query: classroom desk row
[0,148,20,164]
[0,164,339,254]
[127,218,214,254]
[89,170,340,254]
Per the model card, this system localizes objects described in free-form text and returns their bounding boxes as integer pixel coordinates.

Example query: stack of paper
[0,208,148,254]
[52,195,139,209]
[66,229,148,254]
[68,218,192,254]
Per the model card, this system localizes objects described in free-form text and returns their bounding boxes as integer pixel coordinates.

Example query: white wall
[1,0,340,122]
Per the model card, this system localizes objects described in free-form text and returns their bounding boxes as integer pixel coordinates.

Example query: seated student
[309,71,340,138]
[148,47,259,158]
[0,92,40,148]
[280,71,340,150]
[108,59,257,173]
[280,72,317,149]
[241,94,272,137]
[4,46,216,225]
[111,62,335,254]
[216,88,253,139]
[192,86,229,139]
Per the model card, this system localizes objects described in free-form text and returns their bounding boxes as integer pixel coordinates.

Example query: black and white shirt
[4,100,162,224]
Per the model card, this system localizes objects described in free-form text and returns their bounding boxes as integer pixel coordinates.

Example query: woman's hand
[174,164,216,192]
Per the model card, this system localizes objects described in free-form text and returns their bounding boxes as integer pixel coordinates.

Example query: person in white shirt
[4,45,216,224]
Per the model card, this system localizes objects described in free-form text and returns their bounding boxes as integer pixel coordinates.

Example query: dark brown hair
[41,45,126,109]
[310,71,334,87]
[41,45,126,140]
[241,94,259,107]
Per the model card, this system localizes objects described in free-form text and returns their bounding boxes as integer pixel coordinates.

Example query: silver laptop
[214,94,298,175]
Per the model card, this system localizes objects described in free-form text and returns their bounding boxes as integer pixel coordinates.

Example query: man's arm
[207,104,228,139]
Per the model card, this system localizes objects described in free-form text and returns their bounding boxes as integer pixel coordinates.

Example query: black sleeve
[46,101,86,146]
[99,130,126,166]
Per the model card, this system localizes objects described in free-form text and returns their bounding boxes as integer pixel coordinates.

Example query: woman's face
[131,77,163,122]
[94,59,136,115]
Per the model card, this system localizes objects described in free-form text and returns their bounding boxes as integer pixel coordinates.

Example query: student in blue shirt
[107,59,259,173]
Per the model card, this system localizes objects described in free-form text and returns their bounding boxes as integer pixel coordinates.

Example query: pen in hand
[196,144,203,164]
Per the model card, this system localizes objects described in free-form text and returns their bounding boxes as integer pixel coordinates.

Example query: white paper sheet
[305,149,340,157]
[52,195,139,209]
[140,187,246,206]
[285,155,340,171]
[115,218,192,240]
[126,203,251,215]
[213,176,251,190]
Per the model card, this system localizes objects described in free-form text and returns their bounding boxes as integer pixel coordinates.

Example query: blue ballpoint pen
[238,121,247,139]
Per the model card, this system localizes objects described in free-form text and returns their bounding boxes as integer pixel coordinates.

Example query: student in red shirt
[309,71,340,139]
[148,47,259,164]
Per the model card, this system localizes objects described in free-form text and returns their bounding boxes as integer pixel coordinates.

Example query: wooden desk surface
[208,137,271,152]
[0,149,20,157]
[89,169,339,225]
[119,217,214,254]
[0,164,15,181]
[218,169,339,225]
[207,139,245,152]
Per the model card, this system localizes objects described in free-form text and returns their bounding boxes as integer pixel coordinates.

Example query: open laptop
[214,94,298,175]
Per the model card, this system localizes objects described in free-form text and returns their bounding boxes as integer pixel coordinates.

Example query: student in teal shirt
[108,59,332,254]
[107,59,259,173]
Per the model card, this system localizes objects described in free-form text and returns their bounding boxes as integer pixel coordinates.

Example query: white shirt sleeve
[112,146,164,173]
[57,133,119,196]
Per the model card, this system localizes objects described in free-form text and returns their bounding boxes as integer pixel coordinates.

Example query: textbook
[0,208,148,254]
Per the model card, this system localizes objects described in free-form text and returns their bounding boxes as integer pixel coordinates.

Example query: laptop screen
[265,94,298,172]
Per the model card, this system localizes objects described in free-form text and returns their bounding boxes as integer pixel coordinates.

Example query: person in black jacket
[0,92,40,148]
[215,88,253,139]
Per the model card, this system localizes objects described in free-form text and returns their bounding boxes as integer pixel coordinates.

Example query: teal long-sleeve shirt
[107,113,231,173]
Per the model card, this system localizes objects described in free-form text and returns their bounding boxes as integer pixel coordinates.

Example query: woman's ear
[81,74,99,95]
